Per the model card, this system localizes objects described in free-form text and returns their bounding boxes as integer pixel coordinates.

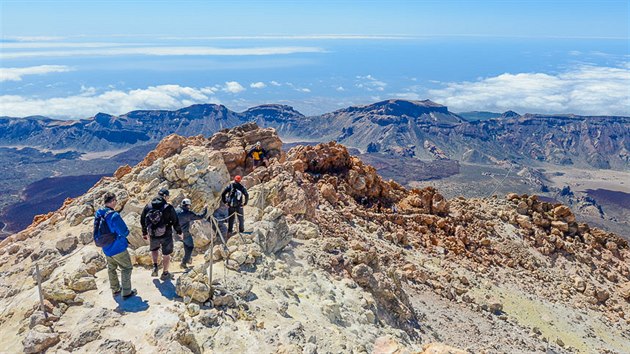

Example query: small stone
[187,303,200,317]
[556,338,565,347]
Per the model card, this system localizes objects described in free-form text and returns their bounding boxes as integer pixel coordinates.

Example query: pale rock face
[55,236,78,254]
[22,325,60,354]
[252,207,293,255]
[290,220,320,240]
[175,265,211,303]
[189,220,214,249]
[122,212,146,249]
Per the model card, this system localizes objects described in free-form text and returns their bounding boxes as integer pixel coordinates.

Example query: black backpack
[227,184,244,207]
[93,210,117,247]
[146,200,167,238]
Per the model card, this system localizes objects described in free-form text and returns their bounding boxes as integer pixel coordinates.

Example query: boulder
[135,246,157,266]
[56,236,78,254]
[290,220,320,240]
[189,220,214,249]
[252,207,293,255]
[175,265,211,303]
[82,250,106,275]
[65,266,97,292]
[22,325,60,354]
[43,284,76,303]
[122,212,147,249]
[97,339,137,354]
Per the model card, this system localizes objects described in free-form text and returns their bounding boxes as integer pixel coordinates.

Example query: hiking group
[94,179,249,300]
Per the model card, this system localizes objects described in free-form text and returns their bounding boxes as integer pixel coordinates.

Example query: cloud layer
[428,65,630,115]
[0,85,220,118]
[1,46,325,59]
[0,65,73,82]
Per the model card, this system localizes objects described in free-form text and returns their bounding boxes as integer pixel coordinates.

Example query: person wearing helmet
[247,141,268,170]
[221,175,249,236]
[175,198,208,269]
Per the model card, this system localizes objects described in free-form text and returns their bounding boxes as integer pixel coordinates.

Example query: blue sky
[1,0,629,118]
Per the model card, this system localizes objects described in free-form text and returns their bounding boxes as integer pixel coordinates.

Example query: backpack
[93,210,117,247]
[228,184,243,207]
[146,201,167,238]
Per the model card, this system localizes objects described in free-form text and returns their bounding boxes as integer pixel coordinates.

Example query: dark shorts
[150,236,174,255]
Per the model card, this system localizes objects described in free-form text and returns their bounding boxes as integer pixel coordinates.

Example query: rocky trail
[0,123,628,353]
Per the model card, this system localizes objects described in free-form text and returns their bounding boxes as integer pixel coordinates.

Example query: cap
[182,198,192,206]
[234,175,242,182]
[158,188,170,197]
[255,141,261,146]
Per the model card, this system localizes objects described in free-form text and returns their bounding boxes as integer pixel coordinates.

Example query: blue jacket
[95,207,130,257]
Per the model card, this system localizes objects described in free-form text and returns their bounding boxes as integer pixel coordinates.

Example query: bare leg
[151,250,159,264]
[163,255,170,273]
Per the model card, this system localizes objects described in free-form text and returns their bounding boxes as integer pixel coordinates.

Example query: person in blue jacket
[95,192,137,299]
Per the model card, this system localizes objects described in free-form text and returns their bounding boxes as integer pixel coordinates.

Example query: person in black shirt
[175,198,207,269]
[140,188,183,280]
[221,175,249,236]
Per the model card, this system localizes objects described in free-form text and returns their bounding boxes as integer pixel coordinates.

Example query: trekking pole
[35,264,47,319]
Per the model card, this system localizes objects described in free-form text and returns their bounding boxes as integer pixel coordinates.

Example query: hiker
[175,198,208,269]
[141,188,183,280]
[94,192,137,299]
[247,141,268,169]
[221,175,249,236]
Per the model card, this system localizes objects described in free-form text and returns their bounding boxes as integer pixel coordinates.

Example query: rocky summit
[0,124,628,353]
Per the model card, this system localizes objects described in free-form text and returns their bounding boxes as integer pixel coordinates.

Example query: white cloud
[428,64,630,115]
[0,85,220,118]
[269,81,282,86]
[4,36,66,41]
[1,46,325,59]
[1,42,143,49]
[297,88,311,93]
[336,86,345,92]
[355,74,387,92]
[158,34,414,40]
[250,82,267,89]
[0,65,74,82]
[223,81,246,94]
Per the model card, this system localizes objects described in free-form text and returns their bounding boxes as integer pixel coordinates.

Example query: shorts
[150,236,174,256]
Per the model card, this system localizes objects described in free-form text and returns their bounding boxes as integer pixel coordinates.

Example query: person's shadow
[153,279,177,300]
[114,294,149,313]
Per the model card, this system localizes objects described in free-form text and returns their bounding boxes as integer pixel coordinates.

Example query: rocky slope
[0,124,629,354]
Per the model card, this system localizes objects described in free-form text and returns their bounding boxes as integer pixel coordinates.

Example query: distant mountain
[1,99,628,169]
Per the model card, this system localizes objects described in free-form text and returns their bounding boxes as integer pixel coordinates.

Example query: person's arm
[140,205,148,237]
[221,185,230,204]
[170,206,183,236]
[261,148,267,159]
[241,185,249,206]
[109,212,130,238]
[195,207,208,220]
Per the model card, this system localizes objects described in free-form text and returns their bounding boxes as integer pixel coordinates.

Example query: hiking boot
[151,266,159,277]
[112,289,121,297]
[180,262,188,270]
[122,289,137,299]
[160,271,173,281]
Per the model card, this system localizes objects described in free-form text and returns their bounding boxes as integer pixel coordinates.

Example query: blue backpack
[93,210,117,247]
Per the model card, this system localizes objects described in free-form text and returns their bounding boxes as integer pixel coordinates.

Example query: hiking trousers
[227,206,244,233]
[182,242,194,264]
[106,249,133,296]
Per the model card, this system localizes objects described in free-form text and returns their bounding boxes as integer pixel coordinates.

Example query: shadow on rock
[114,295,150,313]
[153,279,178,300]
